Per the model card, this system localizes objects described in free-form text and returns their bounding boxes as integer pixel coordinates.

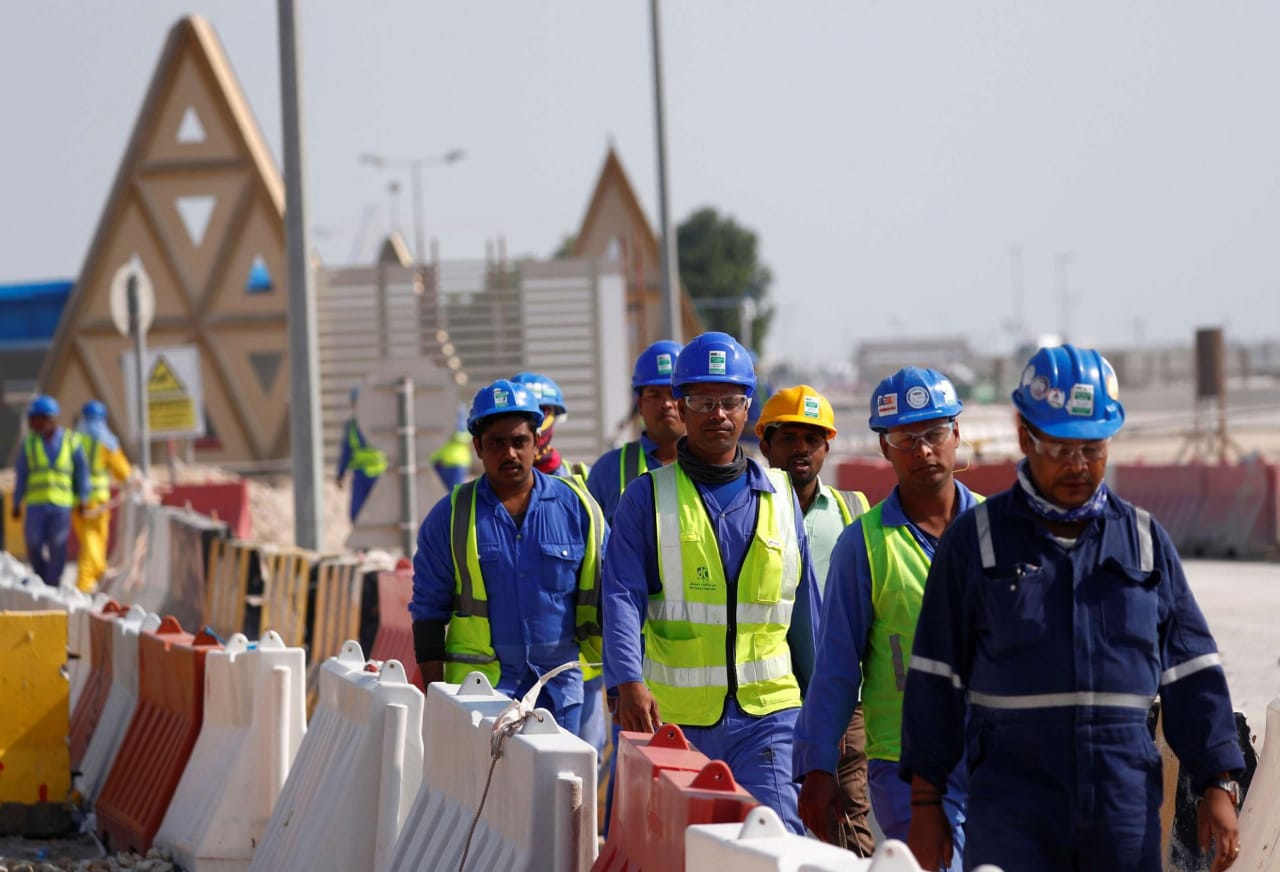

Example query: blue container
[0,280,73,343]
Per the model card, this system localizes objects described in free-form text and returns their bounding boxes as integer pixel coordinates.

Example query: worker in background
[429,405,474,491]
[11,395,89,587]
[336,386,387,521]
[72,400,132,592]
[901,346,1242,872]
[602,332,819,833]
[511,372,590,481]
[756,385,873,855]
[410,379,606,732]
[794,367,976,871]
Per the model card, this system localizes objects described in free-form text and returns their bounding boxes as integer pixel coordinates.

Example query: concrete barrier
[1238,697,1280,870]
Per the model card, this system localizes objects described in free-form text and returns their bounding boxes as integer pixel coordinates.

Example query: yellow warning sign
[148,357,185,393]
[147,355,197,433]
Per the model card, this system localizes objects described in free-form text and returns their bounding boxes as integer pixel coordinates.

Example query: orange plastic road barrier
[95,616,221,854]
[649,760,758,870]
[369,568,421,689]
[68,601,126,767]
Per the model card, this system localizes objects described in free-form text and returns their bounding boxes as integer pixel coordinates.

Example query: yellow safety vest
[645,464,802,726]
[443,475,605,685]
[79,435,112,504]
[618,440,650,492]
[829,487,870,524]
[23,432,75,508]
[346,420,388,476]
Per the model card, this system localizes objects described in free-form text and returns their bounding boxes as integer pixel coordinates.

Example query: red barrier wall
[835,458,1017,503]
[68,601,125,766]
[160,481,251,540]
[369,568,422,689]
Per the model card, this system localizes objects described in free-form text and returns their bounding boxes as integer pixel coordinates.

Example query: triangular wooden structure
[37,15,290,465]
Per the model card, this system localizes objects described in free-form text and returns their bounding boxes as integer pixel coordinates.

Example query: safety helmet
[82,400,108,420]
[467,378,544,437]
[27,395,59,418]
[755,385,838,440]
[868,367,962,432]
[510,372,567,415]
[632,340,682,391]
[349,386,360,406]
[671,332,756,399]
[1012,344,1124,439]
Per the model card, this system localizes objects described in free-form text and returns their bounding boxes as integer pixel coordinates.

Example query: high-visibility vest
[829,487,870,524]
[79,435,112,503]
[443,475,605,685]
[346,420,387,476]
[860,493,983,761]
[618,440,650,492]
[23,432,75,508]
[645,464,802,727]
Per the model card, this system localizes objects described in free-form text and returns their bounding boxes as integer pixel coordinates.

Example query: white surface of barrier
[249,642,424,872]
[66,592,108,711]
[156,631,307,871]
[1238,696,1280,870]
[386,671,598,872]
[77,605,161,803]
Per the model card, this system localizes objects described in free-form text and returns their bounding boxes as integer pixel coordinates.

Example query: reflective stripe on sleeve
[967,690,1153,711]
[975,502,996,569]
[1160,652,1222,686]
[1135,506,1154,573]
[909,655,964,690]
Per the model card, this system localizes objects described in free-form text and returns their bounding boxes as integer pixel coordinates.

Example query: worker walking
[336,386,387,521]
[756,385,873,855]
[794,368,976,870]
[410,379,606,732]
[900,345,1243,872]
[429,405,474,491]
[72,400,132,592]
[11,395,89,587]
[602,332,820,833]
[511,372,590,481]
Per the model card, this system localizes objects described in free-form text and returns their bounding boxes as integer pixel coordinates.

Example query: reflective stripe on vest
[619,440,649,493]
[23,432,75,508]
[644,464,802,727]
[830,488,870,525]
[347,421,388,476]
[81,436,111,503]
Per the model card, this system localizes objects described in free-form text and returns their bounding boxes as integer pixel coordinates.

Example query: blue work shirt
[410,470,608,712]
[13,427,90,507]
[793,482,980,778]
[601,457,821,706]
[586,432,664,524]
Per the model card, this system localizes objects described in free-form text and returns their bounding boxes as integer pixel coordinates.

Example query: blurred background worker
[794,367,975,871]
[901,346,1243,872]
[511,371,590,481]
[11,394,89,587]
[410,379,606,732]
[429,405,474,491]
[336,386,387,521]
[602,332,820,834]
[72,399,132,592]
[756,385,873,855]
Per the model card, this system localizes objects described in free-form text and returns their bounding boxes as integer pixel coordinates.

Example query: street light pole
[360,150,466,265]
[649,0,682,342]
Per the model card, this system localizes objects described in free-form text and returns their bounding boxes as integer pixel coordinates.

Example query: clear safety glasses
[683,395,752,414]
[883,420,956,451]
[1025,429,1110,463]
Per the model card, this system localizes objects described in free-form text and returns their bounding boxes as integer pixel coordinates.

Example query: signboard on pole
[122,345,206,439]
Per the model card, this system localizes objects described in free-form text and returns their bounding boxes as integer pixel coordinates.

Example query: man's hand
[616,681,662,732]
[9,504,20,520]
[797,770,841,843]
[907,777,952,872]
[1198,787,1240,871]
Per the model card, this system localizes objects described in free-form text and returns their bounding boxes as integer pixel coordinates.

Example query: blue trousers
[578,674,606,753]
[350,471,378,521]
[868,758,966,872]
[24,504,71,587]
[498,671,582,735]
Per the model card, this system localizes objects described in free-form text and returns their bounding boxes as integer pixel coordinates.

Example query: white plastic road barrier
[249,642,424,872]
[386,671,598,872]
[1238,696,1280,870]
[156,630,307,871]
[66,592,109,712]
[77,606,162,803]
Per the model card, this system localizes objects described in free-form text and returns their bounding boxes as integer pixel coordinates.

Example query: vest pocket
[747,535,785,604]
[980,562,1049,656]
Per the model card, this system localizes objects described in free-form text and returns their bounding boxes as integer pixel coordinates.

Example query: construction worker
[11,395,89,587]
[901,345,1243,872]
[429,405,473,491]
[71,400,132,592]
[756,385,873,855]
[336,386,387,521]
[602,331,820,834]
[410,379,606,732]
[794,367,976,870]
[510,372,590,481]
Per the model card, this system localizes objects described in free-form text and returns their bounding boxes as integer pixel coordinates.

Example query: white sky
[3,2,1279,364]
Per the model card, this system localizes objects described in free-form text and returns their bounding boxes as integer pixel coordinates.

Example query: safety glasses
[683,395,752,414]
[883,420,955,451]
[1025,428,1109,463]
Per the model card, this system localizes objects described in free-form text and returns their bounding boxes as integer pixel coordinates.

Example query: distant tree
[552,233,578,259]
[677,207,774,354]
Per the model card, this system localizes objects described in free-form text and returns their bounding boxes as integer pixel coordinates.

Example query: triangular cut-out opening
[175,195,216,248]
[177,106,207,144]
[248,351,284,396]
[246,255,274,293]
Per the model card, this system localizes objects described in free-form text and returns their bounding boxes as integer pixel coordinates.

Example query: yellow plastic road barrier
[0,611,70,805]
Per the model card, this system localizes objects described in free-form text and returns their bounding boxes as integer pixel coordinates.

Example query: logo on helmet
[1106,373,1120,400]
[1021,364,1037,387]
[877,393,898,417]
[493,389,509,407]
[708,350,727,375]
[905,386,930,409]
[1029,375,1049,401]
[1046,388,1065,409]
[656,353,673,375]
[802,396,821,418]
[1067,383,1094,417]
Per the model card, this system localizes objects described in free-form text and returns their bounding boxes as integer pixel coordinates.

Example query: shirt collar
[881,480,979,527]
[744,456,776,493]
[477,468,551,505]
[1006,475,1124,522]
[638,431,660,456]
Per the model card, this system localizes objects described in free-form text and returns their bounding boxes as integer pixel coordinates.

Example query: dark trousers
[835,704,875,856]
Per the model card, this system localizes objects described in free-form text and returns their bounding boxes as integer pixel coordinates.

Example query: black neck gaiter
[676,436,748,484]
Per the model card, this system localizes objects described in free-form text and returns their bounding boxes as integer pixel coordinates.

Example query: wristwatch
[1202,778,1242,809]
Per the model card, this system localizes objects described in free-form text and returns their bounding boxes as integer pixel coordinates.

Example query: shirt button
[562,549,569,556]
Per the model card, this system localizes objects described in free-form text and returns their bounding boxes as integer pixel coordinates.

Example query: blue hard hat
[632,340,682,390]
[27,395,59,418]
[510,372,567,415]
[1012,344,1124,439]
[82,400,107,420]
[672,332,756,399]
[868,367,963,432]
[349,386,360,405]
[467,379,544,436]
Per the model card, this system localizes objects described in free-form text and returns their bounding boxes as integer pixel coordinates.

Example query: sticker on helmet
[708,350,727,375]
[802,395,821,418]
[905,386,930,409]
[1046,388,1065,409]
[493,388,509,407]
[1021,365,1037,387]
[1067,383,1094,417]
[656,353,673,375]
[937,380,957,404]
[1106,373,1119,400]
[877,393,899,417]
[1030,375,1049,401]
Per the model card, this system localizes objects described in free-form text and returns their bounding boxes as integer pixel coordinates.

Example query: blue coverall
[794,484,977,869]
[410,470,609,733]
[586,433,663,525]
[13,427,89,587]
[336,419,380,521]
[602,458,820,834]
[900,485,1244,871]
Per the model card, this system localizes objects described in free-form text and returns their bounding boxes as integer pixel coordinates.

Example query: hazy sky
[4,2,1279,364]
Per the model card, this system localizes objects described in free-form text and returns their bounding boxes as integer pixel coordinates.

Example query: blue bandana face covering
[1016,459,1109,523]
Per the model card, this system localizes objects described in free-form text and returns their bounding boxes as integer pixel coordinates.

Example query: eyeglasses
[683,395,752,414]
[883,421,956,451]
[1025,428,1109,463]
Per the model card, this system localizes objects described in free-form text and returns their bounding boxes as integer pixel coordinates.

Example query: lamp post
[359,149,466,264]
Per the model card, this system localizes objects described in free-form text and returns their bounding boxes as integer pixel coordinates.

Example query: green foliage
[677,207,774,353]
[552,233,578,259]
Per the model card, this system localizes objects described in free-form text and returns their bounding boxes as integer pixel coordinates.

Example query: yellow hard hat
[755,384,838,440]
